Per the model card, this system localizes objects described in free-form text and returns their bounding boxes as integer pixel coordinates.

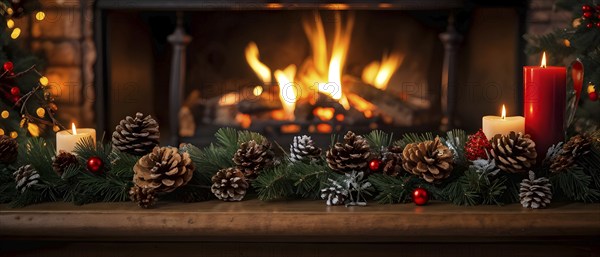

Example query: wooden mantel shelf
[1,200,599,242]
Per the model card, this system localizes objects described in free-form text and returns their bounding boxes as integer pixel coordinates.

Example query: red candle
[524,52,566,157]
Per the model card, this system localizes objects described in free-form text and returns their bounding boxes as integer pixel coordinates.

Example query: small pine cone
[289,135,322,163]
[381,145,403,177]
[520,171,552,209]
[490,132,537,174]
[129,186,157,208]
[112,112,160,156]
[13,165,40,193]
[320,184,348,206]
[133,146,195,193]
[233,140,274,179]
[401,137,454,183]
[0,135,18,164]
[326,131,371,174]
[550,134,592,173]
[52,150,78,176]
[211,167,249,202]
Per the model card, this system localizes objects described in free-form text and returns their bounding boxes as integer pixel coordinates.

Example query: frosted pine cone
[233,140,274,179]
[129,186,157,208]
[211,167,249,202]
[320,181,348,206]
[326,131,371,174]
[112,112,160,156]
[519,171,552,209]
[13,165,40,193]
[289,135,322,163]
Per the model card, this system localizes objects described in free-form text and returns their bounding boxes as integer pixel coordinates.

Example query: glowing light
[313,107,335,121]
[7,8,13,15]
[11,28,21,39]
[36,107,46,118]
[253,86,263,96]
[361,52,404,90]
[245,42,271,84]
[53,125,60,132]
[39,76,49,86]
[1,110,9,119]
[35,11,45,21]
[501,105,506,119]
[541,52,547,68]
[28,123,40,137]
[10,131,17,138]
[72,123,77,135]
[6,19,14,29]
[274,64,298,121]
[0,128,3,136]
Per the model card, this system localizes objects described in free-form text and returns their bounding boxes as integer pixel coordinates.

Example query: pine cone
[381,145,403,177]
[233,140,274,179]
[52,150,78,176]
[133,146,194,193]
[129,186,157,208]
[289,135,322,163]
[490,132,537,174]
[326,131,371,174]
[520,171,552,209]
[13,165,40,193]
[550,134,592,173]
[211,167,249,202]
[0,135,18,164]
[401,137,454,183]
[320,183,348,206]
[112,112,160,156]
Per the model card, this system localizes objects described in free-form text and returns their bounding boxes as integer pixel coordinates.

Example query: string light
[6,19,14,29]
[1,110,8,119]
[35,11,45,21]
[53,125,60,132]
[27,123,40,137]
[0,128,4,136]
[11,28,21,39]
[36,107,46,118]
[10,131,18,138]
[7,8,13,15]
[39,76,49,86]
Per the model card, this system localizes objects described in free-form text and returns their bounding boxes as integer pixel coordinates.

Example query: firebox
[94,1,527,146]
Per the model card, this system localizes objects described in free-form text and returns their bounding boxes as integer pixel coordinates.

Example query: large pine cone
[133,146,194,193]
[520,171,552,209]
[52,150,78,176]
[0,135,18,164]
[289,135,322,163]
[211,167,249,202]
[380,145,403,177]
[490,132,537,174]
[112,112,160,156]
[129,186,157,208]
[550,134,592,173]
[401,137,453,183]
[13,164,40,193]
[326,131,371,174]
[233,140,274,179]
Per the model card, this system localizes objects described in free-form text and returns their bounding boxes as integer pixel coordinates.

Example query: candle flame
[541,52,547,68]
[501,105,506,119]
[71,123,77,135]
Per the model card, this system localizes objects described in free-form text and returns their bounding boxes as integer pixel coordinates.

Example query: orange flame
[274,64,298,121]
[362,52,404,90]
[501,104,506,119]
[541,52,547,68]
[71,123,77,135]
[245,42,271,83]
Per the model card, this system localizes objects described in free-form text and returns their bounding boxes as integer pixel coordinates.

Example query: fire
[274,64,298,121]
[245,42,271,83]
[362,52,404,90]
[540,52,547,68]
[313,107,335,121]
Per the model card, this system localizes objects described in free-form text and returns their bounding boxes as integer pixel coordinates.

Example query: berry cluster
[581,4,600,29]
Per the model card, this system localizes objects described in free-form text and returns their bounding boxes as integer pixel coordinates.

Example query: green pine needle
[252,165,294,201]
[364,130,393,153]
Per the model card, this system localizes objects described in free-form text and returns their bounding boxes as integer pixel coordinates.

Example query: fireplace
[94,1,527,146]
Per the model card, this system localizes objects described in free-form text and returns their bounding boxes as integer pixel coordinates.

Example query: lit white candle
[56,123,96,154]
[482,105,525,139]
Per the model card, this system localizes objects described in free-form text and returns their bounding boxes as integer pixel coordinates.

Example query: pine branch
[238,130,268,145]
[395,132,434,148]
[364,130,393,153]
[369,174,420,204]
[288,161,335,199]
[252,165,294,201]
[215,127,239,153]
[442,129,468,167]
[551,166,600,202]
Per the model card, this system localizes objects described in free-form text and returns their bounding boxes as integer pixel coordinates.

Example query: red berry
[590,91,598,101]
[3,61,13,71]
[412,188,429,206]
[86,156,104,174]
[12,96,20,103]
[369,159,382,173]
[586,22,594,28]
[465,129,492,161]
[582,4,592,12]
[10,87,20,95]
[583,11,593,19]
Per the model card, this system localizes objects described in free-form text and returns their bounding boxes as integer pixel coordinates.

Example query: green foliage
[0,165,16,203]
[394,132,434,148]
[441,168,514,206]
[252,165,294,201]
[364,130,393,153]
[288,161,336,199]
[442,129,468,167]
[551,166,600,202]
[368,174,420,204]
